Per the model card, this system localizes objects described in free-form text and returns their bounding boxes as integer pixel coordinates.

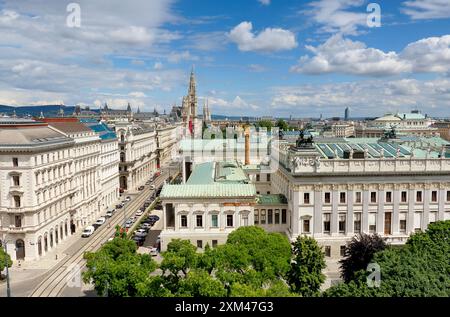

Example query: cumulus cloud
[270,78,450,117]
[302,0,368,35]
[167,51,199,63]
[228,21,297,52]
[206,96,259,114]
[291,34,450,76]
[402,0,450,20]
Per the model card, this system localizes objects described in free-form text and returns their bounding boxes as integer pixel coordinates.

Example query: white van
[95,217,106,226]
[82,226,95,238]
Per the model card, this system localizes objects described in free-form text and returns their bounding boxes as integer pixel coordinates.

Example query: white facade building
[116,121,157,191]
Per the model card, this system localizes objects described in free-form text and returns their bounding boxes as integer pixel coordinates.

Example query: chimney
[245,126,250,165]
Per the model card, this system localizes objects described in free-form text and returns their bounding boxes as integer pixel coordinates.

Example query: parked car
[94,217,106,226]
[135,210,144,217]
[150,247,158,256]
[148,215,160,221]
[141,223,152,229]
[116,203,124,209]
[149,185,155,190]
[125,196,131,202]
[107,237,114,242]
[138,185,145,191]
[125,222,133,228]
[145,180,151,185]
[132,236,145,246]
[105,210,114,218]
[82,226,95,238]
[134,229,148,237]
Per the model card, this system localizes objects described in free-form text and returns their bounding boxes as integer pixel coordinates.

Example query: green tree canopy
[0,246,13,273]
[287,236,326,296]
[275,119,289,131]
[257,120,273,131]
[324,221,450,297]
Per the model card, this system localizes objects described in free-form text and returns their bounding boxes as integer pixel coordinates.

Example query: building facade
[116,121,157,191]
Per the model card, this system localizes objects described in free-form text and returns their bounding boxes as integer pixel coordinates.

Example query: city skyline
[0,0,449,117]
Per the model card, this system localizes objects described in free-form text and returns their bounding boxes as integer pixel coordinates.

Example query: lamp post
[1,239,11,297]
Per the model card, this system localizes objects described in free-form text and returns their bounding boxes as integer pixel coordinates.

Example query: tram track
[29,171,168,297]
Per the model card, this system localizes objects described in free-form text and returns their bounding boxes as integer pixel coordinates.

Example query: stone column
[392,184,400,235]
[377,186,385,235]
[422,185,430,231]
[346,188,354,235]
[362,186,369,233]
[331,186,339,236]
[438,184,445,221]
[407,186,415,233]
[313,185,322,236]
[291,189,300,237]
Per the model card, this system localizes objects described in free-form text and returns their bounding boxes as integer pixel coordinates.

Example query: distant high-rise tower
[344,107,350,121]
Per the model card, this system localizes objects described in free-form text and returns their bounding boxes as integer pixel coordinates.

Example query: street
[0,165,176,297]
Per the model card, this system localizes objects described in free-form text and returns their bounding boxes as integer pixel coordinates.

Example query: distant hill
[0,105,78,117]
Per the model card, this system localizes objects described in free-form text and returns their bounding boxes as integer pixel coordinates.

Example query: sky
[0,0,450,118]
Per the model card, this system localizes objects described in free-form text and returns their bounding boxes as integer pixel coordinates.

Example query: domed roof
[374,114,401,121]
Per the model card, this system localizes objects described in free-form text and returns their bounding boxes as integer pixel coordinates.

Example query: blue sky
[0,0,450,117]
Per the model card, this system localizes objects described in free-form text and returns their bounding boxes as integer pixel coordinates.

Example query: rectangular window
[13,196,21,208]
[368,213,376,233]
[416,191,423,202]
[254,210,259,224]
[324,192,331,204]
[385,191,392,203]
[304,193,310,204]
[340,192,346,204]
[339,214,346,233]
[399,213,407,233]
[226,215,233,227]
[354,213,361,233]
[12,157,18,167]
[256,174,260,182]
[370,192,377,203]
[323,213,331,233]
[324,246,331,257]
[275,209,280,224]
[15,215,22,228]
[197,240,203,249]
[281,209,287,224]
[12,175,20,186]
[260,209,266,225]
[268,209,273,224]
[196,215,203,228]
[267,174,271,182]
[180,215,187,228]
[447,191,450,202]
[355,192,362,203]
[303,219,310,233]
[212,240,218,248]
[431,191,437,202]
[401,191,407,203]
[384,212,392,235]
[340,245,346,257]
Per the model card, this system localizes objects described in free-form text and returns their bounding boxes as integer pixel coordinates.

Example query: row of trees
[83,226,326,297]
[325,220,450,297]
[83,220,450,297]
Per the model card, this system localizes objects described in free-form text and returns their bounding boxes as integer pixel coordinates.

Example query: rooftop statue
[295,130,314,149]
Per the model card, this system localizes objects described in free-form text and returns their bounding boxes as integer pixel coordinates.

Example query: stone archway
[38,236,42,256]
[15,239,25,260]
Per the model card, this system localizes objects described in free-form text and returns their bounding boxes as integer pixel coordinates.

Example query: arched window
[44,233,48,252]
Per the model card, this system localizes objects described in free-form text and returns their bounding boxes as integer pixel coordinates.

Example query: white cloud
[128,91,147,98]
[303,0,368,35]
[291,35,409,76]
[248,64,267,72]
[291,34,450,76]
[167,51,199,63]
[206,96,259,112]
[258,0,271,5]
[228,21,297,52]
[270,78,450,117]
[402,0,450,20]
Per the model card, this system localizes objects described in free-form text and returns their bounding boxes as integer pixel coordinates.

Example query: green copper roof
[256,194,288,205]
[160,184,256,198]
[186,161,250,185]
